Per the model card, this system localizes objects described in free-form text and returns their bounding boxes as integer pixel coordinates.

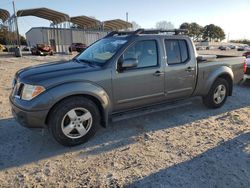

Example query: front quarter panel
[47,82,111,112]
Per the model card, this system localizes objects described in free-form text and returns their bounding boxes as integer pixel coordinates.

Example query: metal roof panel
[0,9,10,22]
[17,7,70,24]
[70,16,101,29]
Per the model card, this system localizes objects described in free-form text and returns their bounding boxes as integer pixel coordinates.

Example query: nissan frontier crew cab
[10,29,246,146]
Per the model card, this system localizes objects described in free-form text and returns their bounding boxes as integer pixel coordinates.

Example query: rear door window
[165,39,189,65]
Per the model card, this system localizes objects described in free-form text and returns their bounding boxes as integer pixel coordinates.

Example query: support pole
[12,0,20,47]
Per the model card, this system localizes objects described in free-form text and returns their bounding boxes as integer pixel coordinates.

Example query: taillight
[243,59,247,73]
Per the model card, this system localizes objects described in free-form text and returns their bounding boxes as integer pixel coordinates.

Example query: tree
[189,23,203,41]
[215,26,226,41]
[179,22,203,41]
[180,22,189,30]
[202,24,225,42]
[0,27,27,45]
[0,27,8,44]
[131,21,141,30]
[20,36,27,45]
[155,21,174,30]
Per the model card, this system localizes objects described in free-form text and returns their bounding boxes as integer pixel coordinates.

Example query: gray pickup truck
[10,29,245,146]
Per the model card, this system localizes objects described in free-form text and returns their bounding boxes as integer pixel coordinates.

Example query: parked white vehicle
[238,46,250,51]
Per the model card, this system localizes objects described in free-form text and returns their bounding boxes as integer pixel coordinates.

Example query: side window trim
[165,39,190,66]
[179,40,190,63]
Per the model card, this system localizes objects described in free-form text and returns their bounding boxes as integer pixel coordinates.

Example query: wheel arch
[217,73,233,96]
[195,66,234,96]
[45,94,108,127]
[45,82,111,128]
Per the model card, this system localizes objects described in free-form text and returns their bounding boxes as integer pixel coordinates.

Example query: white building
[26,27,107,53]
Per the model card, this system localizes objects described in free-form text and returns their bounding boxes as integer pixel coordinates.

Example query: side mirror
[122,58,138,69]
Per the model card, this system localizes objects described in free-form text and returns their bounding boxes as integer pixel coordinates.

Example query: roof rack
[105,29,188,38]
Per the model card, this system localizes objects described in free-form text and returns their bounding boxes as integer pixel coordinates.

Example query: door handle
[153,71,164,76]
[185,67,195,72]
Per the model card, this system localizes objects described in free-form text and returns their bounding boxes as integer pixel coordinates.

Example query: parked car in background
[31,44,54,56]
[196,46,206,51]
[219,46,230,50]
[238,46,250,51]
[243,51,250,58]
[238,46,245,51]
[244,47,250,51]
[228,45,237,49]
[0,44,6,52]
[206,46,216,50]
[10,29,245,146]
[244,56,250,80]
[22,46,30,51]
[2,46,16,52]
[69,43,87,52]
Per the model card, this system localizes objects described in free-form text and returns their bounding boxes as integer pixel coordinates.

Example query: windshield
[76,38,127,65]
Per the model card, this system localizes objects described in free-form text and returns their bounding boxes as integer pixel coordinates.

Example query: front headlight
[21,84,45,101]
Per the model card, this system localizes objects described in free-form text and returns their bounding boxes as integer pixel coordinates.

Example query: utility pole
[126,12,128,22]
[12,0,20,47]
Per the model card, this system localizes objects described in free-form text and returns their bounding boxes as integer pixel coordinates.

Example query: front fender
[46,81,111,126]
[195,66,234,96]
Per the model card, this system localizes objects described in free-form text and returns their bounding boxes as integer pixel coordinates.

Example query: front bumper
[10,100,48,128]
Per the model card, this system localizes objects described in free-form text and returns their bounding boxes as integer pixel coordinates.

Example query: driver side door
[112,39,165,111]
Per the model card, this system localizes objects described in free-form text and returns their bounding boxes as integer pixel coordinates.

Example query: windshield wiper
[74,58,98,67]
[72,58,81,63]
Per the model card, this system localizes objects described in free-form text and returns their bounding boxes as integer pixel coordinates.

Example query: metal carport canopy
[70,16,101,29]
[16,7,70,24]
[103,19,132,30]
[0,8,10,22]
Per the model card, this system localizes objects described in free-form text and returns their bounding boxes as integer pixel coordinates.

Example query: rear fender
[195,66,234,96]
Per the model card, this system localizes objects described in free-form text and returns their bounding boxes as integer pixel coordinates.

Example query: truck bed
[194,56,245,96]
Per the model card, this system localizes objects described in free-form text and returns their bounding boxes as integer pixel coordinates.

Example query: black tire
[48,96,100,146]
[203,78,229,109]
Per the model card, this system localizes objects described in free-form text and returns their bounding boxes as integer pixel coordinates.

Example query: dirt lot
[0,54,249,188]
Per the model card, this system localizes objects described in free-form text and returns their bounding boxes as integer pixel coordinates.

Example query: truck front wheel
[48,96,100,146]
[203,78,229,109]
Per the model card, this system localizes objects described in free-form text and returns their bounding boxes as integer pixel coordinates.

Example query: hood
[16,60,101,85]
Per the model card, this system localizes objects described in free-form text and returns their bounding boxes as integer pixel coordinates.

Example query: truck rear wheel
[203,78,229,108]
[48,96,100,146]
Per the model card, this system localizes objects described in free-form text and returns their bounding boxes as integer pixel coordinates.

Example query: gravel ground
[0,54,249,188]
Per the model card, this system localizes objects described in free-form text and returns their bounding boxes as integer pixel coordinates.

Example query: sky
[1,0,250,40]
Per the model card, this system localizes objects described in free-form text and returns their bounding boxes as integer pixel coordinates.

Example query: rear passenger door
[164,39,197,99]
